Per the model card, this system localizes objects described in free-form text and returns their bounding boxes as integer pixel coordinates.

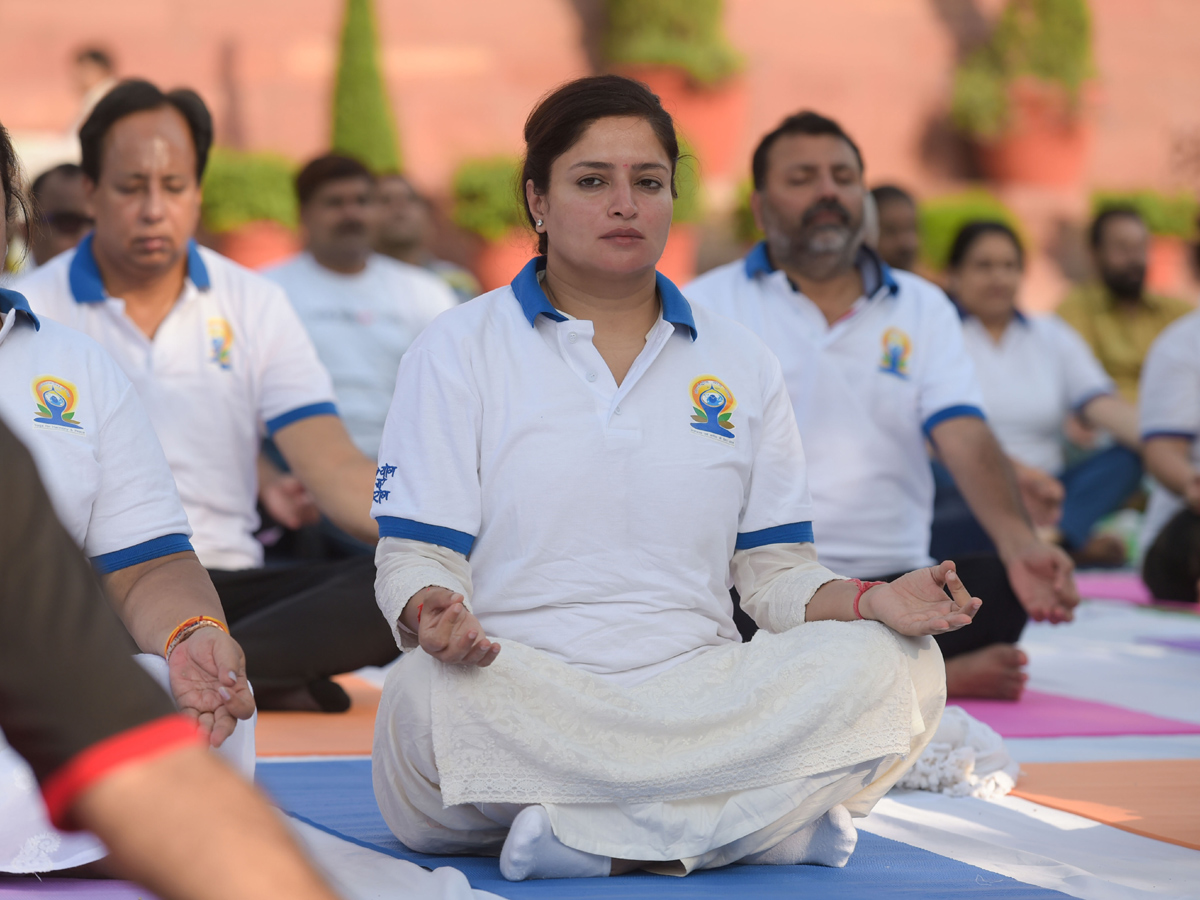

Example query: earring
[536,219,544,228]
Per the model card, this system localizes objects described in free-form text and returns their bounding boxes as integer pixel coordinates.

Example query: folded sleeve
[917,290,987,435]
[371,346,483,553]
[1140,316,1200,440]
[374,536,472,650]
[84,380,194,568]
[1045,315,1115,411]
[252,283,339,435]
[0,420,190,821]
[736,357,815,548]
[731,541,847,633]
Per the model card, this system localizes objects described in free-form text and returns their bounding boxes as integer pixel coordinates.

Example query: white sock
[742,804,858,868]
[499,806,611,881]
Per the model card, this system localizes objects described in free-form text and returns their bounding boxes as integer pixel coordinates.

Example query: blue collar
[0,288,40,330]
[950,295,1027,324]
[510,256,698,340]
[68,232,212,303]
[743,241,900,298]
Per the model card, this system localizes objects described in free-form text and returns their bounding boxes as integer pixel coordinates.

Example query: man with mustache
[1057,207,1191,404]
[15,81,398,713]
[687,111,1078,699]
[265,156,456,464]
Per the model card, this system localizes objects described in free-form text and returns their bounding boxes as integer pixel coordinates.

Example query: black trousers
[208,557,400,692]
[731,554,1027,659]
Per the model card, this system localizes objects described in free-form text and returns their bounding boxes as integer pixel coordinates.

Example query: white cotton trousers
[0,654,256,874]
[372,629,944,874]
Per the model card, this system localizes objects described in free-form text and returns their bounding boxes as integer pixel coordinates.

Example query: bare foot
[945,644,1028,700]
[1068,533,1126,569]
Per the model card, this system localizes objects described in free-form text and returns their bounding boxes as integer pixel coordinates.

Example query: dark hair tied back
[79,79,213,184]
[521,75,680,255]
[948,220,1025,269]
[0,121,30,233]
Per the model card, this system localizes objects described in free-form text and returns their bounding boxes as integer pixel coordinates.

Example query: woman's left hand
[857,561,981,636]
[168,628,256,748]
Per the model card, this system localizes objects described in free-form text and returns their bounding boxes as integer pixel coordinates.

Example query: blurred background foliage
[201,148,297,234]
[919,189,1024,270]
[603,0,743,87]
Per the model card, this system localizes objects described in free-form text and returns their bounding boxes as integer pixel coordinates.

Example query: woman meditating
[930,221,1142,568]
[369,75,980,881]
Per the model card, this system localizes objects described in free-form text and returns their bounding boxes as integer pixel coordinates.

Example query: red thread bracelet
[851,579,885,620]
[416,603,423,626]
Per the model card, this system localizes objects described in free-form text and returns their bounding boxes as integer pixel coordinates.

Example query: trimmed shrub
[451,156,524,242]
[604,0,742,87]
[331,0,401,173]
[201,148,297,234]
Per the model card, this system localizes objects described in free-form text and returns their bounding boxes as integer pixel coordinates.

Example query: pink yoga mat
[1074,571,1152,604]
[952,689,1200,738]
[0,882,156,899]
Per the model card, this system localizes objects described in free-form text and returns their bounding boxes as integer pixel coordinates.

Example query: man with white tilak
[370,75,980,882]
[686,111,1079,701]
[16,79,398,712]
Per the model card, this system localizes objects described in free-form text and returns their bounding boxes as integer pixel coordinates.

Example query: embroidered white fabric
[374,538,922,807]
[896,705,1018,799]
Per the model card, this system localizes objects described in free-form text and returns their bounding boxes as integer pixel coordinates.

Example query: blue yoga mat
[257,759,1071,899]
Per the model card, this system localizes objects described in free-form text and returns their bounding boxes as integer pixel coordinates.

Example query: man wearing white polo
[15,79,397,712]
[264,154,456,460]
[686,111,1078,699]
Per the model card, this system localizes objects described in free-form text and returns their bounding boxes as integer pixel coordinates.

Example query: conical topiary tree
[331,0,401,172]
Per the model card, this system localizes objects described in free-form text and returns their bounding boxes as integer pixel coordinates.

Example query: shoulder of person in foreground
[9,246,79,320]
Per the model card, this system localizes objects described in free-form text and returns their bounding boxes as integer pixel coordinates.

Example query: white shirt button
[586,371,597,382]
[568,332,578,343]
[614,406,622,415]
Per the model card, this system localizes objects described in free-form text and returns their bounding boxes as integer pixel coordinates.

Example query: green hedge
[201,148,297,234]
[604,0,742,87]
[951,0,1094,139]
[331,0,401,173]
[918,190,1024,271]
[732,178,763,245]
[451,156,525,242]
[672,136,702,224]
[1091,190,1199,239]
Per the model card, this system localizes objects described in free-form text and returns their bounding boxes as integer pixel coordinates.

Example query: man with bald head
[16,80,398,712]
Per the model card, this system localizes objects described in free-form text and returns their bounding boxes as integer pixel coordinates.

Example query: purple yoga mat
[953,689,1200,738]
[1074,572,1153,604]
[0,881,157,899]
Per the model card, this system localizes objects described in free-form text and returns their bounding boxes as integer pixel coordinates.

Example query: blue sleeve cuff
[1143,430,1196,441]
[265,401,339,436]
[735,521,815,551]
[922,404,986,437]
[91,534,194,574]
[377,516,475,556]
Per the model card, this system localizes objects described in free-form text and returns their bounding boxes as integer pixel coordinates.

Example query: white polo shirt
[371,257,815,684]
[263,252,456,458]
[686,243,985,577]
[15,236,338,571]
[961,312,1114,474]
[0,289,192,571]
[1139,309,1200,552]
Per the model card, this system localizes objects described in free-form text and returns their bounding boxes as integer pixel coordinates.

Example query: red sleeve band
[41,714,202,830]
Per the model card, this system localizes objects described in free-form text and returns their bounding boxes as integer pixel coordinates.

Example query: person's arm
[101,553,254,748]
[257,452,320,530]
[932,416,1079,623]
[1144,436,1200,509]
[1081,394,1141,451]
[1008,457,1064,528]
[71,745,341,900]
[273,414,377,543]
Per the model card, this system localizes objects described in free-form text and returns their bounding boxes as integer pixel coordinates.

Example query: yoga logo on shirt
[690,375,737,445]
[32,376,85,433]
[879,327,911,379]
[207,317,233,370]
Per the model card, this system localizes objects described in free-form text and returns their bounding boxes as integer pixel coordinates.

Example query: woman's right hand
[408,586,501,667]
